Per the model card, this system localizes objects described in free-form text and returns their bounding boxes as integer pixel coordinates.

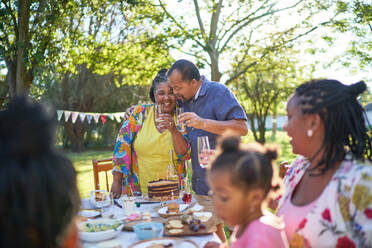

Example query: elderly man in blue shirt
[168,59,248,242]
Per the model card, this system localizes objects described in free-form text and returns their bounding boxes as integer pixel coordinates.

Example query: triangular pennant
[64,111,71,122]
[101,115,107,125]
[71,112,79,123]
[86,115,92,124]
[57,110,63,121]
[107,114,114,120]
[79,113,86,122]
[114,113,122,123]
[93,114,100,123]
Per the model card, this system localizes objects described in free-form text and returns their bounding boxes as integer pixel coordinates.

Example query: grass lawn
[64,130,296,199]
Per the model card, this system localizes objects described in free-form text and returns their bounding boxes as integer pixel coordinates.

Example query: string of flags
[56,110,125,125]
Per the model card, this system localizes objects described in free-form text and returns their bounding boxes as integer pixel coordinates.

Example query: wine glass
[175,107,185,132]
[197,136,211,169]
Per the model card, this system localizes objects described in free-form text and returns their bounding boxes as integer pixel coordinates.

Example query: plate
[158,204,188,217]
[79,210,101,218]
[128,237,198,248]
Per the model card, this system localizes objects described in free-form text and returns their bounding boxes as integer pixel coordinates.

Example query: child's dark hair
[149,68,168,103]
[0,96,80,248]
[293,79,371,175]
[210,135,278,196]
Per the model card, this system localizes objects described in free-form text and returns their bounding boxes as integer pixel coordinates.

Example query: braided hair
[210,135,279,196]
[294,79,372,174]
[0,96,80,248]
[149,69,168,103]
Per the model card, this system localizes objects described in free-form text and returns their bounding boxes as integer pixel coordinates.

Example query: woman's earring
[307,129,313,137]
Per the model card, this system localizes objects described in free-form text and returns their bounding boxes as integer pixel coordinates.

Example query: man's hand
[179,112,204,129]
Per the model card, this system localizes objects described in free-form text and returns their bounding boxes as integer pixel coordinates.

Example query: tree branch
[219,0,305,53]
[3,0,18,38]
[209,0,223,47]
[192,0,206,41]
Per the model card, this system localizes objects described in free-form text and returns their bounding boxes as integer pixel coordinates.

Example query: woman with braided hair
[277,79,372,247]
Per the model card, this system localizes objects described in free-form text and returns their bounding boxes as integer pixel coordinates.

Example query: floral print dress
[278,156,372,248]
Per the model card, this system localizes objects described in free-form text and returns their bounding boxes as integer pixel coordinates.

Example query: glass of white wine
[175,107,185,132]
[198,136,211,169]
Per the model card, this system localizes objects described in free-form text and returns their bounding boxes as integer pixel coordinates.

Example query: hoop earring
[307,129,313,137]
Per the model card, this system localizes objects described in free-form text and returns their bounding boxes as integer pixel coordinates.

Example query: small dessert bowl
[132,222,164,240]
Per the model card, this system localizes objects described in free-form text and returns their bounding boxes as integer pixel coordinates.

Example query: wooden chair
[92,158,114,192]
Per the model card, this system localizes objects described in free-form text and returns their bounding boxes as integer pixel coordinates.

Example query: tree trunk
[209,51,221,82]
[272,111,277,138]
[15,0,31,96]
[65,120,86,152]
[257,120,266,144]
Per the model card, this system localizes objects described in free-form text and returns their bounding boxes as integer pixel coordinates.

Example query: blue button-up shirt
[181,76,247,195]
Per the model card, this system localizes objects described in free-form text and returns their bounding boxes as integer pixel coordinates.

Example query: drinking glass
[154,104,165,133]
[197,136,211,169]
[175,107,185,132]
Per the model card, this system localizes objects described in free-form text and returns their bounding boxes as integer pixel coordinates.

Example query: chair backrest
[92,158,113,192]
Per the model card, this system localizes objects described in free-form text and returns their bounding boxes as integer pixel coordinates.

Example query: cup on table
[197,136,211,169]
[175,107,185,132]
[121,195,135,216]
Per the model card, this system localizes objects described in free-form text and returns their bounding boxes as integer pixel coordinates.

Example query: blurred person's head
[149,68,177,114]
[208,134,279,227]
[168,59,201,101]
[0,96,80,248]
[283,79,371,175]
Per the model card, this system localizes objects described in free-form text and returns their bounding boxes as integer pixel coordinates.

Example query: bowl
[132,222,164,240]
[90,190,111,208]
[193,211,212,222]
[78,218,124,242]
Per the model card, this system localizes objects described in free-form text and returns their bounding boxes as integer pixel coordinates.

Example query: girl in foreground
[204,136,288,248]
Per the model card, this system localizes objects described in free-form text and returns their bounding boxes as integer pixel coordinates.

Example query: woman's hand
[111,181,122,199]
[111,172,123,199]
[157,113,177,132]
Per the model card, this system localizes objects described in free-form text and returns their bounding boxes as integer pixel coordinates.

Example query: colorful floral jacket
[279,156,372,248]
[112,104,191,192]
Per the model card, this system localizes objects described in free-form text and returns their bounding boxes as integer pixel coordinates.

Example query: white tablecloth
[80,198,219,248]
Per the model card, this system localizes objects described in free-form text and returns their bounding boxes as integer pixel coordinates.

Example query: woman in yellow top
[111,69,191,198]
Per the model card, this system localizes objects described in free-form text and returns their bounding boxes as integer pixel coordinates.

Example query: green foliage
[231,46,308,143]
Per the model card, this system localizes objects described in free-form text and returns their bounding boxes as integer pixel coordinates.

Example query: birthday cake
[147,179,179,200]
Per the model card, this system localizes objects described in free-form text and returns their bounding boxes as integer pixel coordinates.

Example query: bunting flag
[86,115,93,124]
[114,113,122,123]
[57,110,63,121]
[79,113,86,122]
[93,114,100,123]
[71,112,79,123]
[64,111,72,122]
[56,110,127,125]
[101,115,107,125]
